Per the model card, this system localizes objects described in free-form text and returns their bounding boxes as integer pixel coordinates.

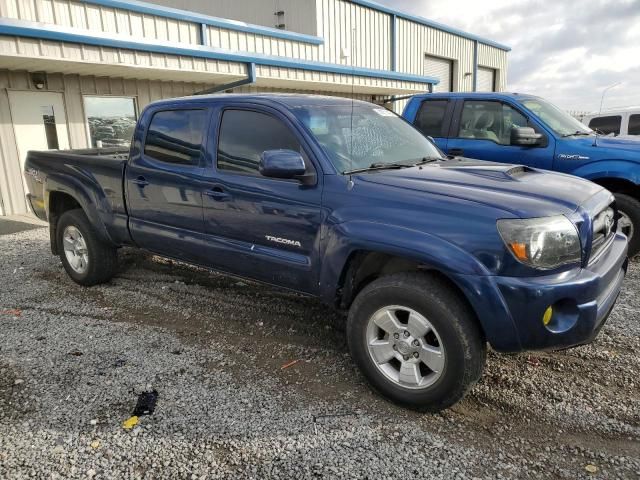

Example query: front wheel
[347,272,486,412]
[615,193,640,258]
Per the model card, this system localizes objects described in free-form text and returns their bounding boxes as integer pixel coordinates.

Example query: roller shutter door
[477,67,496,92]
[424,55,453,92]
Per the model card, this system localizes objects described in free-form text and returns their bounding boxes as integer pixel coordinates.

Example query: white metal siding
[424,55,452,92]
[145,0,318,36]
[0,34,247,81]
[205,26,319,61]
[396,18,471,92]
[0,0,201,45]
[396,17,508,93]
[476,66,495,92]
[315,0,391,70]
[477,43,507,91]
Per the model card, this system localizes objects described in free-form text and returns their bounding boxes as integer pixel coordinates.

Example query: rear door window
[144,109,206,165]
[414,100,449,137]
[628,114,640,135]
[588,115,622,136]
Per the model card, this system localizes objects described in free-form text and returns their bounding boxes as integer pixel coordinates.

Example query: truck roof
[410,92,542,102]
[146,93,371,110]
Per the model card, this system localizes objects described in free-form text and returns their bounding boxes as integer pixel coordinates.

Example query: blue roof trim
[348,0,511,52]
[82,0,324,45]
[0,19,438,85]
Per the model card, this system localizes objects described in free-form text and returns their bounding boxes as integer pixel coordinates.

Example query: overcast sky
[377,0,640,113]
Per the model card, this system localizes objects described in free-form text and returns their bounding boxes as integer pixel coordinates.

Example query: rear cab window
[628,114,640,135]
[144,109,206,165]
[414,100,450,137]
[588,115,622,136]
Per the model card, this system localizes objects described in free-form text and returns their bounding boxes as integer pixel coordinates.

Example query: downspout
[390,14,398,107]
[195,62,257,95]
[472,40,478,92]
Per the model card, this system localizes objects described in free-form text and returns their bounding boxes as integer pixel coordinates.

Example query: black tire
[57,209,117,286]
[347,272,486,412]
[615,193,640,258]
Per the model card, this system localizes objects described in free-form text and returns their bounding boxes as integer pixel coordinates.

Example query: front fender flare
[318,220,522,351]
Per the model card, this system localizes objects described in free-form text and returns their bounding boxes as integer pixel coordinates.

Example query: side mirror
[511,126,544,147]
[259,149,314,184]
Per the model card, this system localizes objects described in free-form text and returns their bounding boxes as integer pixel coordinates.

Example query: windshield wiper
[343,157,443,175]
[561,131,592,137]
[343,162,413,175]
[413,156,442,165]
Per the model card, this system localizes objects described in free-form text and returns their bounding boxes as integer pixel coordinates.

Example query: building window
[628,114,640,135]
[84,96,137,148]
[217,110,301,175]
[588,115,622,136]
[144,109,206,165]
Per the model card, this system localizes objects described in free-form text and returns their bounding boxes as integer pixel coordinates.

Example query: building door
[477,67,496,92]
[424,55,453,92]
[8,91,70,205]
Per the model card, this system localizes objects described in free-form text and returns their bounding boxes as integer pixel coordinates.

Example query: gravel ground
[0,226,638,479]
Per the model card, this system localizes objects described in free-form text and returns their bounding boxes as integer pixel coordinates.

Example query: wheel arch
[590,177,640,200]
[45,180,115,255]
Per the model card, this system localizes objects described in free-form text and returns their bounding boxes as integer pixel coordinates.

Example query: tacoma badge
[265,235,302,248]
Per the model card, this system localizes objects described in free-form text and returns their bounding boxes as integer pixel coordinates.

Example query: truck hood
[355,158,604,218]
[564,135,640,160]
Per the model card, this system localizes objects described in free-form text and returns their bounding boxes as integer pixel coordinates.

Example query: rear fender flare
[45,174,116,247]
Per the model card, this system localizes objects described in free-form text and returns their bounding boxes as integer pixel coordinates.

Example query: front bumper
[454,233,628,352]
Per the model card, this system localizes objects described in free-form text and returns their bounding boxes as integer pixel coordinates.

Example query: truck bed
[24,147,132,246]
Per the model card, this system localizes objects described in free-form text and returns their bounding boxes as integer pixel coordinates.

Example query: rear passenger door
[201,106,323,294]
[446,100,555,169]
[411,99,454,152]
[126,107,210,259]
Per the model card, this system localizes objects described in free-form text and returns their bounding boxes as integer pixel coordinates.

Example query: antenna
[594,81,621,147]
[347,27,356,180]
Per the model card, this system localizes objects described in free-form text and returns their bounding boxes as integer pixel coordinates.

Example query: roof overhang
[0,19,438,88]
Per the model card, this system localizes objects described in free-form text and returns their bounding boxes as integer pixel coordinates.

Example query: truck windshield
[291,104,444,174]
[518,98,592,137]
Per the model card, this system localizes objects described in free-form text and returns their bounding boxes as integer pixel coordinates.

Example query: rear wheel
[347,272,486,412]
[57,209,117,286]
[615,193,640,257]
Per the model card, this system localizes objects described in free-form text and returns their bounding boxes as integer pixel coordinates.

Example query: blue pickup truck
[24,94,628,411]
[403,92,640,257]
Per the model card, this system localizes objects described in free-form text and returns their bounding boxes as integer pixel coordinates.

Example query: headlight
[497,215,581,269]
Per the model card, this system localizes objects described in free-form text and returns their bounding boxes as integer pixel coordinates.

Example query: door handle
[448,148,464,156]
[204,187,230,201]
[132,176,149,187]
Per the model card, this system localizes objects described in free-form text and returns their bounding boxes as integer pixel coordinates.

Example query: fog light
[542,299,580,333]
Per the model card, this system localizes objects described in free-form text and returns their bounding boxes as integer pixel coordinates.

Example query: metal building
[0,0,509,215]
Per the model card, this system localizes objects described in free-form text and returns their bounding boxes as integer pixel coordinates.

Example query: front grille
[590,205,616,263]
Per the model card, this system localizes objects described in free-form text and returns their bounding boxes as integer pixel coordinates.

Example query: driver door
[201,106,323,294]
[446,100,555,169]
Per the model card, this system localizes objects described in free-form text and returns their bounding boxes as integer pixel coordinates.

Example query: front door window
[458,101,528,145]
